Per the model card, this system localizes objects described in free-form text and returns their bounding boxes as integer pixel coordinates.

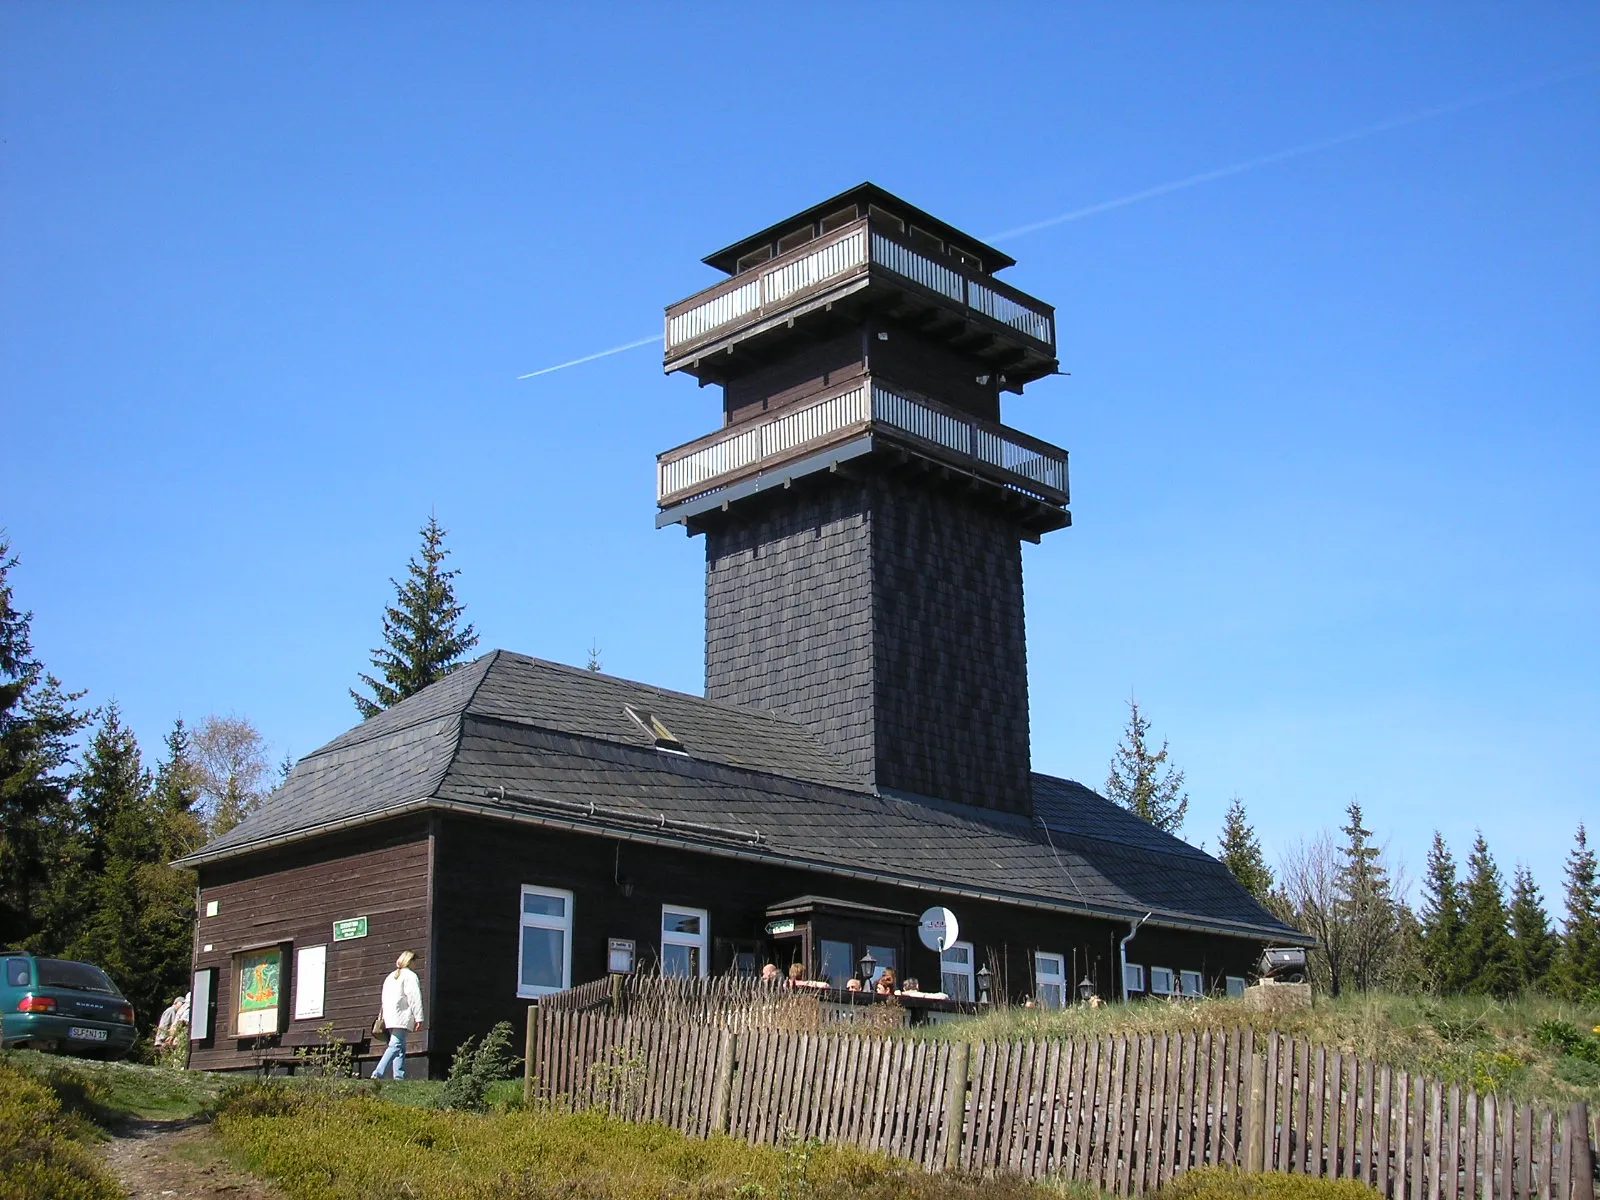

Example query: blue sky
[4,5,1596,908]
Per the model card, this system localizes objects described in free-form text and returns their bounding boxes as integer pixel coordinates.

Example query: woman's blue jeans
[373,1029,407,1079]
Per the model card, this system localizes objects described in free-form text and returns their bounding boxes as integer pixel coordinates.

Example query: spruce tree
[1335,801,1397,994]
[352,514,479,718]
[0,538,90,949]
[1419,832,1466,994]
[1105,699,1189,834]
[1218,796,1274,899]
[1552,824,1600,1000]
[1507,864,1555,994]
[76,702,151,878]
[1458,832,1515,997]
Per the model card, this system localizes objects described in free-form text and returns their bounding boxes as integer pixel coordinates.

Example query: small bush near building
[1153,1167,1383,1200]
[0,1059,123,1200]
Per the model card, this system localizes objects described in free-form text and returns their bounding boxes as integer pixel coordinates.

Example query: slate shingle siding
[705,471,1031,815]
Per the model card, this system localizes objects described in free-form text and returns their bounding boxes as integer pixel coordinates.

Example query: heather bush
[0,1059,122,1200]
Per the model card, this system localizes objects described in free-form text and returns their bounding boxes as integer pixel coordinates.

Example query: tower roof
[700,183,1017,276]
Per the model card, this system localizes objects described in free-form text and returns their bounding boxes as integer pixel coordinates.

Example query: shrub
[0,1060,122,1200]
[1153,1167,1383,1200]
[440,1021,521,1112]
[1532,1019,1600,1066]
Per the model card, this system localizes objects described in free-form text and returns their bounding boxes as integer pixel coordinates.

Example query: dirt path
[99,1118,283,1200]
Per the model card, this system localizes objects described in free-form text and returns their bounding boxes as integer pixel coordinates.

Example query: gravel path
[99,1118,283,1200]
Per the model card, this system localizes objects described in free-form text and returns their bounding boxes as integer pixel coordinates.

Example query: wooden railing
[528,1009,1598,1197]
[664,216,1055,357]
[656,378,1068,508]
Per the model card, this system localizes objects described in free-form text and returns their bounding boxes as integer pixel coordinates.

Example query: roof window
[735,245,772,274]
[623,705,686,754]
[819,205,858,234]
[776,226,816,255]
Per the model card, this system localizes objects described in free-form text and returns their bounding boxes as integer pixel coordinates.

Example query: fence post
[1571,1103,1595,1200]
[945,1042,972,1172]
[1245,1044,1269,1173]
[610,971,625,1015]
[710,1031,737,1135]
[523,1003,538,1106]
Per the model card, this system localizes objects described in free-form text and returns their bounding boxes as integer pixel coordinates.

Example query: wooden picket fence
[528,1007,1597,1199]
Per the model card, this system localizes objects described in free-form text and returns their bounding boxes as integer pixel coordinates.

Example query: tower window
[776,226,816,254]
[908,225,943,255]
[735,245,772,274]
[949,247,983,272]
[819,205,858,234]
[868,204,904,234]
[623,705,685,753]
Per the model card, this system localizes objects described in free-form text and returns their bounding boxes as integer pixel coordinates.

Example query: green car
[0,951,137,1058]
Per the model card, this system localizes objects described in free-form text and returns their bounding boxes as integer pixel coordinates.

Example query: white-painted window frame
[1225,975,1248,998]
[1179,970,1204,998]
[1149,966,1175,995]
[1034,950,1067,1009]
[941,941,975,1001]
[516,884,574,999]
[1124,962,1146,994]
[661,904,710,979]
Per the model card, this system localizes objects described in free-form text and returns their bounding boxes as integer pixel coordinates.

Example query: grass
[909,992,1600,1109]
[0,1047,226,1124]
[1151,1167,1382,1200]
[0,1057,123,1200]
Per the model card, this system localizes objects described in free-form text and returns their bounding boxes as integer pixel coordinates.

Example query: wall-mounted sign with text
[332,917,368,942]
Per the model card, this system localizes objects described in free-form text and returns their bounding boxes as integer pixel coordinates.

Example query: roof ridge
[300,652,497,764]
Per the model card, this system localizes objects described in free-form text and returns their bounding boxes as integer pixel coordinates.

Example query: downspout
[1119,912,1152,1002]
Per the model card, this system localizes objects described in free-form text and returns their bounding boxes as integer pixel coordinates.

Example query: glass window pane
[662,911,701,935]
[1040,982,1065,1009]
[866,945,896,985]
[942,971,972,1002]
[1036,955,1063,980]
[523,892,567,919]
[520,927,565,989]
[941,945,969,967]
[662,944,699,978]
[820,940,853,987]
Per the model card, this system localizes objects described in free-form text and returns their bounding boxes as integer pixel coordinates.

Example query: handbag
[371,1014,386,1038]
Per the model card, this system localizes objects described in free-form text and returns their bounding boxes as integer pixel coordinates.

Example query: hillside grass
[911,992,1600,1109]
[0,1047,225,1124]
[0,1057,123,1200]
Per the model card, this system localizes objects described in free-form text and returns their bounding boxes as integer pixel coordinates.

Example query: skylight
[622,705,686,754]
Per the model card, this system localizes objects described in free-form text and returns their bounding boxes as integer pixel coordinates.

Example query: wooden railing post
[710,1031,737,1135]
[945,1042,972,1172]
[1245,1043,1269,1173]
[523,1003,538,1106]
[1571,1103,1595,1200]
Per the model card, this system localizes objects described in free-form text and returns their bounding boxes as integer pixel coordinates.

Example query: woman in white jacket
[372,950,425,1079]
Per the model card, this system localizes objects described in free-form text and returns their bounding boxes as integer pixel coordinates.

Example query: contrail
[519,63,1596,379]
[516,333,661,379]
[988,63,1598,241]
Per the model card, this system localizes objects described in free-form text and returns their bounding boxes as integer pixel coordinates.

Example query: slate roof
[182,650,1306,944]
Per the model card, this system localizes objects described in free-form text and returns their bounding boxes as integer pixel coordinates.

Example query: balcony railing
[657,378,1068,509]
[664,217,1055,358]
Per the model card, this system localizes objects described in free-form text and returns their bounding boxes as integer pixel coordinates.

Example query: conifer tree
[1419,832,1466,994]
[0,538,90,949]
[352,515,479,718]
[1218,796,1274,899]
[1335,801,1397,993]
[1507,864,1555,994]
[76,702,151,878]
[1552,824,1600,1000]
[1458,832,1515,997]
[1105,699,1189,834]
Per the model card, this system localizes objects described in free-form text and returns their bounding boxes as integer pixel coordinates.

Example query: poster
[292,945,326,1021]
[237,949,281,1036]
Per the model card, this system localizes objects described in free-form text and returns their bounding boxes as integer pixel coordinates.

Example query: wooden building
[179,185,1308,1076]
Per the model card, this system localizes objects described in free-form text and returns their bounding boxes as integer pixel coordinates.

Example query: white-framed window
[1225,975,1248,998]
[1124,962,1146,994]
[1179,970,1204,998]
[517,885,573,998]
[941,941,975,1001]
[661,905,709,978]
[1034,951,1066,1009]
[865,944,897,988]
[1149,966,1175,995]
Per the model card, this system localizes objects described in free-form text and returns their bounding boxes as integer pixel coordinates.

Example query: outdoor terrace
[664,214,1059,390]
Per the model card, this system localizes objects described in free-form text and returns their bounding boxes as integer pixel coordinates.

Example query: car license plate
[67,1026,108,1041]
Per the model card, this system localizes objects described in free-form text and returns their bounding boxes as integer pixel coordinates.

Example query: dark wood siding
[867,326,1001,423]
[722,330,866,426]
[189,818,433,1075]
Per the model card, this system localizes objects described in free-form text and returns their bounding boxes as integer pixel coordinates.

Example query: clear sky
[4,5,1596,908]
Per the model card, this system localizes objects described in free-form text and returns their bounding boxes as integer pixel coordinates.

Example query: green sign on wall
[332,916,368,942]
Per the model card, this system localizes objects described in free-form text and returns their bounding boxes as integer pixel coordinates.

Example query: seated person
[874,968,897,995]
[845,977,863,992]
[760,963,781,984]
[787,963,805,986]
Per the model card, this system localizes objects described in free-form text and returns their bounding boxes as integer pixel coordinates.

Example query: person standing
[371,950,424,1079]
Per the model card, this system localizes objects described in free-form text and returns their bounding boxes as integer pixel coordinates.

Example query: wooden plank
[1084,1035,1109,1184]
[1447,1085,1462,1200]
[1398,1072,1413,1200]
[1413,1072,1428,1200]
[1537,1107,1553,1200]
[995,1039,1023,1174]
[1246,1031,1268,1173]
[1110,1033,1135,1197]
[1379,1065,1395,1198]
[1502,1100,1516,1200]
[1130,1034,1153,1194]
[1363,1058,1379,1189]
[1466,1091,1480,1200]
[1075,1035,1100,1182]
[1161,1032,1184,1188]
[1485,1093,1499,1200]
[1293,1037,1310,1174]
[1101,1034,1128,1194]
[1224,1028,1245,1168]
[1429,1080,1444,1200]
[1034,1037,1060,1178]
[1199,1029,1219,1168]
[1336,1053,1352,1180]
[1311,1043,1328,1179]
[1010,1039,1037,1175]
[1275,1034,1292,1173]
[909,1041,936,1168]
[1517,1104,1532,1200]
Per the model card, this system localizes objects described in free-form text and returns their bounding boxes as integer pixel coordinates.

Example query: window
[1123,962,1146,994]
[1225,976,1247,998]
[819,205,858,234]
[1179,970,1204,998]
[236,947,284,1036]
[518,886,573,998]
[865,944,897,987]
[941,942,975,1001]
[868,204,904,234]
[735,246,772,274]
[292,945,327,1020]
[5,958,30,988]
[1149,966,1175,996]
[662,906,709,978]
[623,705,685,753]
[1034,952,1067,1009]
[820,939,854,988]
[776,226,816,254]
[949,246,983,272]
[908,225,944,255]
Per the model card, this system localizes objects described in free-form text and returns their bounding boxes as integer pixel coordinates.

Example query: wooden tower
[655,184,1069,817]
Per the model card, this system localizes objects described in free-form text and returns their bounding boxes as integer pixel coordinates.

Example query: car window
[36,959,118,994]
[5,959,30,988]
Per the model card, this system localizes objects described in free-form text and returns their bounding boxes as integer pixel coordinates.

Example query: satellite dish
[918,906,959,952]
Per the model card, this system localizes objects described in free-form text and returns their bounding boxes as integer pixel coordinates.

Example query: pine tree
[1335,801,1397,994]
[1458,832,1515,997]
[1552,824,1600,1000]
[1507,864,1555,994]
[0,538,90,949]
[352,515,479,718]
[1419,832,1466,994]
[1105,699,1189,834]
[76,703,151,877]
[1218,796,1273,899]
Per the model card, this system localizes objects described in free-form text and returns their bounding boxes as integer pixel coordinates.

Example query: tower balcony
[656,377,1069,538]
[664,214,1058,391]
